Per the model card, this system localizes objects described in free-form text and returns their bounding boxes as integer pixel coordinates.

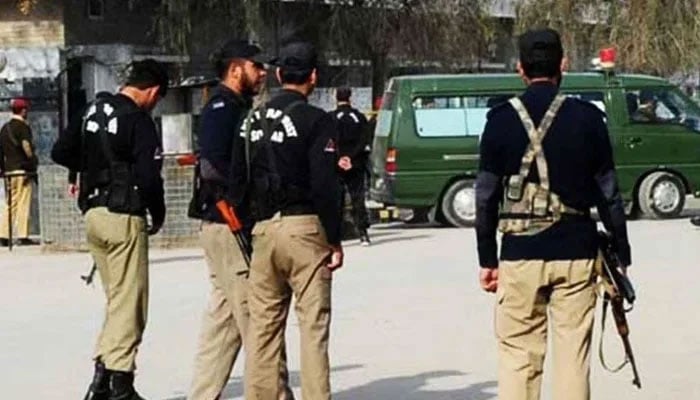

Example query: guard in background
[51,59,169,400]
[0,98,39,246]
[186,39,293,400]
[475,29,631,400]
[331,87,371,245]
[231,41,344,400]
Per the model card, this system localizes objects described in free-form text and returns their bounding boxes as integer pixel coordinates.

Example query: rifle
[597,231,642,389]
[215,200,252,267]
[81,262,97,285]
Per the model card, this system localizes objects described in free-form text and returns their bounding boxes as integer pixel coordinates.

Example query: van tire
[637,172,685,219]
[441,179,476,227]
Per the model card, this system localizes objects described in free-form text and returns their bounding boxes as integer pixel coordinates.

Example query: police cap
[125,58,170,97]
[518,28,564,78]
[269,41,318,72]
[216,39,267,64]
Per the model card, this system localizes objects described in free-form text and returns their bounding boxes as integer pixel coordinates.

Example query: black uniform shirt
[332,104,369,164]
[231,89,343,245]
[197,84,252,224]
[0,117,33,172]
[476,82,631,268]
[51,94,165,226]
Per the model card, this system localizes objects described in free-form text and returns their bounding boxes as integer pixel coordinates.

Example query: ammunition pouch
[497,94,586,236]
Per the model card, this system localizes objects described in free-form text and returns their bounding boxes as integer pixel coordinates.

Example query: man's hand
[338,156,352,171]
[147,222,163,236]
[327,244,344,271]
[480,267,499,293]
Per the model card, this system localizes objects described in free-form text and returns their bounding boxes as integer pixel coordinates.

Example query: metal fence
[39,157,201,251]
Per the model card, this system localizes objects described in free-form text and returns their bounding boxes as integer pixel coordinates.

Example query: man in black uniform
[475,29,631,400]
[331,86,371,245]
[185,39,294,400]
[51,59,169,400]
[230,41,344,400]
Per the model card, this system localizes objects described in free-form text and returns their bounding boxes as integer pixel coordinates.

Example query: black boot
[83,360,110,400]
[691,216,700,226]
[108,371,146,400]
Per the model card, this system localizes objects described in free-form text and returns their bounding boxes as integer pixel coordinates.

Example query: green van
[369,72,700,227]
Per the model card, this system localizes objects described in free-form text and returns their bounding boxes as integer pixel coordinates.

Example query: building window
[87,0,105,19]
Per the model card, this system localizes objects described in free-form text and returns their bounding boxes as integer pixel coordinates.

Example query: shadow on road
[151,255,203,265]
[334,371,496,400]
[344,234,433,248]
[164,368,495,400]
[164,364,363,400]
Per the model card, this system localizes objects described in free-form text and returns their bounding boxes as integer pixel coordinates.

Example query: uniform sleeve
[199,101,239,182]
[308,113,343,245]
[590,113,632,266]
[349,111,369,160]
[51,111,84,171]
[475,110,505,268]
[131,114,166,228]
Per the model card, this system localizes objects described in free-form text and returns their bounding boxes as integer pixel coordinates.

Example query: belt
[280,204,315,216]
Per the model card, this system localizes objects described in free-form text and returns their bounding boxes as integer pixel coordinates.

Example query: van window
[375,91,395,138]
[413,94,512,138]
[565,91,606,113]
[626,88,700,131]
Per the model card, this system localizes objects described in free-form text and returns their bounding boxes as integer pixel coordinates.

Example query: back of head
[124,58,170,97]
[518,28,564,79]
[336,87,351,103]
[272,41,318,85]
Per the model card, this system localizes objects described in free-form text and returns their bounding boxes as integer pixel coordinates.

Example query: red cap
[10,98,30,113]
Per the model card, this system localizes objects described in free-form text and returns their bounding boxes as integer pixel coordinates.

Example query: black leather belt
[280,204,315,216]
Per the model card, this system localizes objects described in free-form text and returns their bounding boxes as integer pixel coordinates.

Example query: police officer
[186,39,294,400]
[331,86,371,245]
[230,41,344,400]
[475,29,631,400]
[51,59,169,400]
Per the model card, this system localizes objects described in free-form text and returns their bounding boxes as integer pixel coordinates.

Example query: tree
[513,0,700,76]
[324,0,493,98]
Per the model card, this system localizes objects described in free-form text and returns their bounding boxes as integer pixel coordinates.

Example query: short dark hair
[518,28,564,79]
[125,59,169,97]
[336,87,351,102]
[279,68,313,85]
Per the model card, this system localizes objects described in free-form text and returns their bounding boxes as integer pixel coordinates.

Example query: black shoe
[0,238,8,247]
[691,216,700,226]
[83,360,110,400]
[16,238,39,246]
[109,371,146,400]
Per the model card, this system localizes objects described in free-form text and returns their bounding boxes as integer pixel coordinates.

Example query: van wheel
[441,180,476,227]
[637,172,685,219]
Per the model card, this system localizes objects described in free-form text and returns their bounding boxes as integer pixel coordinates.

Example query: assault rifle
[597,231,642,389]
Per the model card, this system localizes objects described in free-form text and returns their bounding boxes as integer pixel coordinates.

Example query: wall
[0,1,64,47]
[63,0,160,47]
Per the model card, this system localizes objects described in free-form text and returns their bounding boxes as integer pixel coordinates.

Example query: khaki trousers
[0,172,32,239]
[189,222,294,400]
[85,207,148,372]
[245,214,334,400]
[495,259,597,400]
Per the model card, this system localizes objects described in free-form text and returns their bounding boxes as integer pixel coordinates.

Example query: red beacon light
[599,47,616,69]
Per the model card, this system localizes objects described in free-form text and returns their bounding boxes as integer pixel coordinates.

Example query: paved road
[1,216,699,399]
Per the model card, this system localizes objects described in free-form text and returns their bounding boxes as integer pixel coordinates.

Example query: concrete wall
[40,157,201,251]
